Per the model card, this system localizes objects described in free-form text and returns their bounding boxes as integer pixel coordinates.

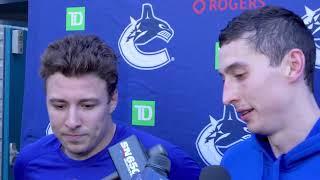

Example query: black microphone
[131,145,171,180]
[102,171,120,180]
[108,135,148,180]
[199,165,231,180]
[147,144,168,157]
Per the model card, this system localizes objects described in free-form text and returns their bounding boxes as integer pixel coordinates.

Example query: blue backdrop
[21,0,320,167]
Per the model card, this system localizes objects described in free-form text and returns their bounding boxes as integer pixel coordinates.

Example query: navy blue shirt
[14,124,200,180]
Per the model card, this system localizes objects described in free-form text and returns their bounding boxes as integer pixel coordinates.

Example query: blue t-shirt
[14,123,200,180]
[221,118,320,180]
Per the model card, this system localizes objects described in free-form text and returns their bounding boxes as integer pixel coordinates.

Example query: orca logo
[118,3,174,70]
[196,105,251,165]
[302,5,320,69]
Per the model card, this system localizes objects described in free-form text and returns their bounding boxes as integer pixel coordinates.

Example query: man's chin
[247,124,270,136]
[247,123,260,134]
[63,143,89,155]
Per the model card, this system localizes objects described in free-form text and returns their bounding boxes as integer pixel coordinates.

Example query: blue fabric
[14,123,200,180]
[221,118,320,180]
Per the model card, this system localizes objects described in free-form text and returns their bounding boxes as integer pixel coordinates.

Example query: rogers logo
[192,0,266,15]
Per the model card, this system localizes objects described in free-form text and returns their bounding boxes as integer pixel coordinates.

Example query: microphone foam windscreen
[199,165,231,180]
[146,153,171,175]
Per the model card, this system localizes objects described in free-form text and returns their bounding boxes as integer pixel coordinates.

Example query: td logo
[132,100,155,126]
[66,7,85,31]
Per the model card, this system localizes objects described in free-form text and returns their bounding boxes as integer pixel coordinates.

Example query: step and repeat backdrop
[22,0,320,166]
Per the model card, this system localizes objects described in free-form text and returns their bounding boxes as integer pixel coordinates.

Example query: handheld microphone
[199,165,231,180]
[108,135,148,180]
[131,146,171,180]
[147,144,168,157]
[101,171,120,180]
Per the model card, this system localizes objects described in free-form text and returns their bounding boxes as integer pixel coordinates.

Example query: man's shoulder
[221,136,262,166]
[223,136,257,159]
[115,123,201,179]
[14,135,60,179]
[115,123,175,149]
[220,136,263,179]
[16,135,59,165]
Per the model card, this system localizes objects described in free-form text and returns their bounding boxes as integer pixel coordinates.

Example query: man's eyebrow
[224,62,248,74]
[79,98,99,103]
[48,98,100,103]
[48,98,66,103]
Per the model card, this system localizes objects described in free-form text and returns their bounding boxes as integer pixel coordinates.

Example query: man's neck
[267,96,320,158]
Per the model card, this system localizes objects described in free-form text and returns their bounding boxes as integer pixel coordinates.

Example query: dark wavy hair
[40,34,118,97]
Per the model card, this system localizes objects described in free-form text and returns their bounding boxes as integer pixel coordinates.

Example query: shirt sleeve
[14,152,27,180]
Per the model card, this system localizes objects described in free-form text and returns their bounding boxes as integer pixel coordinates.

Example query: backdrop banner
[22,0,320,166]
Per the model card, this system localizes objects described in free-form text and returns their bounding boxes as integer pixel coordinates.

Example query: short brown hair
[219,6,316,92]
[40,34,118,97]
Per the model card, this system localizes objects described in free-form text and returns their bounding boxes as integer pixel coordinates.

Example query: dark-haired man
[218,6,320,180]
[14,35,200,179]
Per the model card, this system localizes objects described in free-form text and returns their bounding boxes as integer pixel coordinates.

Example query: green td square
[132,100,155,126]
[215,41,220,70]
[66,7,85,31]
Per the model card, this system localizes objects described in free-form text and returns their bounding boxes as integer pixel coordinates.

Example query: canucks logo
[118,3,174,70]
[196,105,251,165]
[302,5,320,69]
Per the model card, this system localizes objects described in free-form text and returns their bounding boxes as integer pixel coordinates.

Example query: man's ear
[282,48,305,82]
[109,89,118,114]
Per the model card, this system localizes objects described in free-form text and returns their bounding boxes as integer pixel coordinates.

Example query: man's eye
[53,104,65,110]
[234,73,246,80]
[81,104,95,109]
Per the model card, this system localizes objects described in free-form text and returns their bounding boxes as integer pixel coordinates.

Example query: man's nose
[222,80,240,105]
[65,107,81,129]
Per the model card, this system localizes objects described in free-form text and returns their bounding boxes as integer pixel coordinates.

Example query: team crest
[196,105,251,165]
[302,5,320,69]
[118,3,174,70]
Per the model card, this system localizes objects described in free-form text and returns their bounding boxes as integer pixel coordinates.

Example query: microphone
[108,135,148,180]
[131,145,171,180]
[101,171,120,180]
[199,165,231,180]
[147,144,168,157]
